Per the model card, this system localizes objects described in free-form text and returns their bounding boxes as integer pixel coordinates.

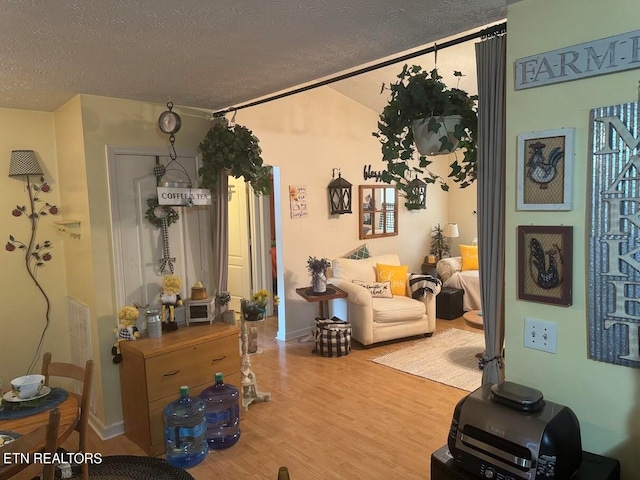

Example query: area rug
[371,328,484,391]
[69,455,195,480]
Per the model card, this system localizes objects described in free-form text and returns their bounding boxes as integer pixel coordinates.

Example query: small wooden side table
[296,285,348,319]
[421,261,438,277]
[296,285,349,352]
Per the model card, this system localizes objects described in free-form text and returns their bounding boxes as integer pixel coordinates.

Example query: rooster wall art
[527,141,564,188]
[529,238,563,290]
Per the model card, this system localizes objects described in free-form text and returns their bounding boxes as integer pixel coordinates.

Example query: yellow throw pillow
[459,245,479,271]
[376,264,409,296]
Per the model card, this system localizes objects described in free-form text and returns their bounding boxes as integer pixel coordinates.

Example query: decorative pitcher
[312,271,327,294]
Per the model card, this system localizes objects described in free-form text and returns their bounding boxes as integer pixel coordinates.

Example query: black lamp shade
[328,174,352,215]
[406,177,427,209]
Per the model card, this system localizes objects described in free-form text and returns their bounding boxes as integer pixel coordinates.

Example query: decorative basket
[191,286,207,300]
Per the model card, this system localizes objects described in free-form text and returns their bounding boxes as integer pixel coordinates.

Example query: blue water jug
[200,372,241,449]
[163,385,208,468]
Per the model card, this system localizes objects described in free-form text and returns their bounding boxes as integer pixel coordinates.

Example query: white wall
[448,181,478,255]
[230,87,450,339]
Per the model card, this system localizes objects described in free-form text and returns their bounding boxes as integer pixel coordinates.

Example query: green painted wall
[506,0,640,476]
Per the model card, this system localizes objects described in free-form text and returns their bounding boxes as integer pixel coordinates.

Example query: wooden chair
[1,408,60,480]
[41,352,94,480]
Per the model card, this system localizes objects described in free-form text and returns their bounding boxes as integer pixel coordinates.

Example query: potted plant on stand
[198,117,271,195]
[373,65,478,192]
[241,289,279,322]
[307,256,331,294]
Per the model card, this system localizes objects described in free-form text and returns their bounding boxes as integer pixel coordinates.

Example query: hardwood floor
[78,316,482,479]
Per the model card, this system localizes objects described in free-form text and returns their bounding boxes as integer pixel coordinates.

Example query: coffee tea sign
[157,187,211,206]
[588,101,640,368]
[515,29,640,90]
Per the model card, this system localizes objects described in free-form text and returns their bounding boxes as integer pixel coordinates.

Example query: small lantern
[328,168,352,215]
[406,177,427,210]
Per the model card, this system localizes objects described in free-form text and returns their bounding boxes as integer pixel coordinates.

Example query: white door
[108,149,212,327]
[227,177,251,312]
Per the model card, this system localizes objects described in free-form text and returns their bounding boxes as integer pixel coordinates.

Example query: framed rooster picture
[517,225,573,306]
[516,128,574,210]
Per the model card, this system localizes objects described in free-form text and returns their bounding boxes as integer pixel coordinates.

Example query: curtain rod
[212,21,506,118]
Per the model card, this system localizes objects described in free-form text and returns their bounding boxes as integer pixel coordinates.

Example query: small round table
[463,310,484,329]
[0,392,79,480]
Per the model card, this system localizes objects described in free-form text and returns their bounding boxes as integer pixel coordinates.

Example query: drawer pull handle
[211,356,227,364]
[163,370,180,377]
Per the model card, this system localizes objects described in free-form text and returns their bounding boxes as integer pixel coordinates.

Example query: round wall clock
[158,102,182,134]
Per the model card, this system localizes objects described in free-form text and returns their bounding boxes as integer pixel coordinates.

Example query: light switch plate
[524,317,557,354]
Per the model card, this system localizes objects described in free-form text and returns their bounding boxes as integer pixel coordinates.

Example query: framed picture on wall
[517,128,574,211]
[517,225,573,306]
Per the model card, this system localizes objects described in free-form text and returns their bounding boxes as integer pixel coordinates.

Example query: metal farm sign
[589,101,640,368]
[515,29,640,90]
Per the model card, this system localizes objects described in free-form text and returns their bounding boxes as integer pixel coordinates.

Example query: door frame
[106,145,205,314]
[248,191,271,313]
[246,167,285,338]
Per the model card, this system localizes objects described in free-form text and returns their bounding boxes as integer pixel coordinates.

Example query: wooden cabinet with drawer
[119,322,240,456]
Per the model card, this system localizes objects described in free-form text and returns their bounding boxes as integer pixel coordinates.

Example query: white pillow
[332,253,400,282]
[352,280,393,298]
[436,257,462,283]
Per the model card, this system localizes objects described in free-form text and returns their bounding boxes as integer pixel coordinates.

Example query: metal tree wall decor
[588,100,640,368]
[6,150,59,373]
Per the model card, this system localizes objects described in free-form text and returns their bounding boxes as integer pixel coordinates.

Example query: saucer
[0,432,19,446]
[3,385,51,403]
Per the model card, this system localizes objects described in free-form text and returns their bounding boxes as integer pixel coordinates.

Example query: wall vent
[66,296,96,414]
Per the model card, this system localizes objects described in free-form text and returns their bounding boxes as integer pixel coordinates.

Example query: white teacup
[11,374,45,399]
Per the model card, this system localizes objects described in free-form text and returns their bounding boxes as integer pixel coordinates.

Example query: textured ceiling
[0,0,508,113]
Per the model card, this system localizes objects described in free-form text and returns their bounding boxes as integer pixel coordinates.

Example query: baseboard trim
[276,325,313,342]
[89,413,124,440]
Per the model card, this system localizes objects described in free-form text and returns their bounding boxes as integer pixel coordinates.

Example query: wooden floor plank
[77,316,480,479]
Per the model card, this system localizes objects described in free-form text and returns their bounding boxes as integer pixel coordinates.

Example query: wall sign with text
[289,185,308,219]
[515,29,640,90]
[363,164,389,182]
[157,187,211,206]
[588,100,640,368]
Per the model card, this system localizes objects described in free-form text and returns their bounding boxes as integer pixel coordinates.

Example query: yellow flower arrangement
[241,289,279,321]
[251,288,280,309]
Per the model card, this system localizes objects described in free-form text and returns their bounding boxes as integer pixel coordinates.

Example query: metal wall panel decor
[589,101,640,368]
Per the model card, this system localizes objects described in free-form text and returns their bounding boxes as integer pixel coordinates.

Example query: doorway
[107,147,212,326]
[226,167,284,339]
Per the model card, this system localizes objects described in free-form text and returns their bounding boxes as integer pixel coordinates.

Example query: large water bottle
[200,372,241,449]
[163,386,208,468]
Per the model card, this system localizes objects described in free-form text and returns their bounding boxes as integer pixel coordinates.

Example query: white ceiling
[0,0,509,114]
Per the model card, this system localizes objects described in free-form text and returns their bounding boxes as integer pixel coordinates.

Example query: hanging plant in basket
[198,117,271,196]
[373,65,478,192]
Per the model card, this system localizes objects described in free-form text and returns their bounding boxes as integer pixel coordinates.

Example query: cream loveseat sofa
[329,253,440,347]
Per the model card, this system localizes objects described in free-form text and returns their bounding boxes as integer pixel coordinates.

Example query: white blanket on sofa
[444,270,481,312]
